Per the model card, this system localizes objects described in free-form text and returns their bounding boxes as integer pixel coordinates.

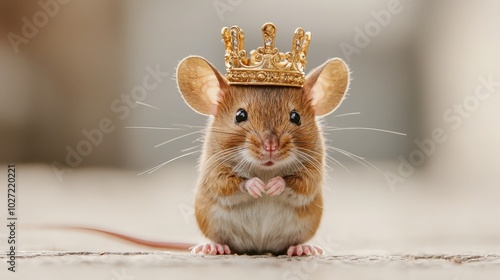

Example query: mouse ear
[303,58,350,116]
[176,56,228,115]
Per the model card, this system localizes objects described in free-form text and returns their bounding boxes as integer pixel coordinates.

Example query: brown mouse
[177,52,349,255]
[43,23,350,256]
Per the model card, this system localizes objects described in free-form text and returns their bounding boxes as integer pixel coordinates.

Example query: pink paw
[190,242,231,255]
[287,244,324,256]
[265,176,286,196]
[244,177,266,198]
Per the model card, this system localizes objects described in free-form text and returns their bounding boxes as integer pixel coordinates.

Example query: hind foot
[191,242,231,255]
[287,244,324,256]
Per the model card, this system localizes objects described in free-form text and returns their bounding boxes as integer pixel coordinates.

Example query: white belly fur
[209,194,311,254]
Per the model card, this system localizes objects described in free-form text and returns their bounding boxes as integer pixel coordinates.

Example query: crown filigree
[222,22,311,87]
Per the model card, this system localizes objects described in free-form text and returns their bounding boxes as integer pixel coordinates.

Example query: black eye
[235,108,248,124]
[289,110,301,125]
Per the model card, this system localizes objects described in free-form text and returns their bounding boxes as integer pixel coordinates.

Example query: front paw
[265,176,286,196]
[243,177,266,198]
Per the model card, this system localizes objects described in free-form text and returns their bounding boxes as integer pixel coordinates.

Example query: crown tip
[261,22,277,32]
[222,22,310,87]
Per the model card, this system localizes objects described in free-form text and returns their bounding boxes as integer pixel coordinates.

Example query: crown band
[222,23,311,87]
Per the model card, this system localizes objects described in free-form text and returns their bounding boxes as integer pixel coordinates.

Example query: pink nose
[263,134,278,152]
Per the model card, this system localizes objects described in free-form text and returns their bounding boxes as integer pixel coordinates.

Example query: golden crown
[222,22,311,87]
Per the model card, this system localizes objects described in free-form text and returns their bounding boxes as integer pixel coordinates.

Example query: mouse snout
[263,133,279,153]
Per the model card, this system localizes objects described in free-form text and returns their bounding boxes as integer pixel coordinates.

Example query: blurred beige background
[1,0,500,279]
[1,0,423,169]
[1,0,497,180]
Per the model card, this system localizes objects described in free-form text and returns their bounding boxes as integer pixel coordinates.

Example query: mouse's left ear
[176,56,229,116]
[303,58,350,116]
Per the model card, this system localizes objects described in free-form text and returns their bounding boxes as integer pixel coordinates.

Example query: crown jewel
[222,23,311,87]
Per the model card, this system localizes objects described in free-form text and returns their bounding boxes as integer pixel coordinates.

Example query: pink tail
[40,225,195,251]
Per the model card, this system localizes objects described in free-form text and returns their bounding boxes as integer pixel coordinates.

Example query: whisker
[154,130,203,148]
[135,101,160,110]
[291,152,332,194]
[328,146,365,161]
[181,144,203,153]
[325,126,406,136]
[331,112,361,118]
[325,153,351,174]
[295,150,323,175]
[138,150,201,176]
[203,147,244,171]
[314,142,352,174]
[125,126,185,130]
[173,124,207,129]
[329,146,385,175]
[203,148,246,188]
[232,156,249,175]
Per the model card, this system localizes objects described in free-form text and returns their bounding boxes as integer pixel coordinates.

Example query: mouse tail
[33,225,195,251]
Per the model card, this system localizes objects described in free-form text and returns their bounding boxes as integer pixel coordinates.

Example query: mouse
[42,23,350,256]
[177,54,349,256]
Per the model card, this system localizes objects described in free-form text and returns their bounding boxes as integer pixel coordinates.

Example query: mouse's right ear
[176,56,228,116]
[304,58,350,116]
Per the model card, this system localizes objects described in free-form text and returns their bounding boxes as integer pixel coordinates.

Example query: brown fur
[178,56,350,254]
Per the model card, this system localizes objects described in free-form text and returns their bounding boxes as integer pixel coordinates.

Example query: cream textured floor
[1,163,499,279]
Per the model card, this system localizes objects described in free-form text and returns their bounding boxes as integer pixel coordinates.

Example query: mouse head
[177,56,349,172]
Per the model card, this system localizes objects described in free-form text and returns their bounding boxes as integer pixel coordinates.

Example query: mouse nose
[263,134,278,152]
